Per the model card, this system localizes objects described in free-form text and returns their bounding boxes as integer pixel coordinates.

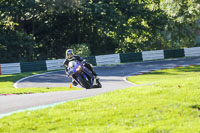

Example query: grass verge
[0,65,200,132]
[0,70,81,94]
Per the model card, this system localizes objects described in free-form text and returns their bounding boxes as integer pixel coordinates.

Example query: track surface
[0,57,200,114]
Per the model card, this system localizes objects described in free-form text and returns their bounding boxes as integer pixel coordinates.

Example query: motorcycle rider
[63,49,98,86]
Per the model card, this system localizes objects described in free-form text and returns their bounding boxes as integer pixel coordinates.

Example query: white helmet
[66,49,74,59]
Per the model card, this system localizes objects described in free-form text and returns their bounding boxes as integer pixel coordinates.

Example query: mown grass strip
[0,66,200,133]
[0,70,81,94]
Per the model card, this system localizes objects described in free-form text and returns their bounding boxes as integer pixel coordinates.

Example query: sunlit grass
[0,66,200,132]
[0,70,82,94]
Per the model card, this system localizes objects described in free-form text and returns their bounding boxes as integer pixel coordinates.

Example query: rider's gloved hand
[81,61,86,66]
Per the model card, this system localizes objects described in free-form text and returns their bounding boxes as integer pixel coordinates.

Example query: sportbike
[67,60,102,89]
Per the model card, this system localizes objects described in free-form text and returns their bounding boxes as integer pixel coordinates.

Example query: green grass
[0,66,200,133]
[0,70,81,94]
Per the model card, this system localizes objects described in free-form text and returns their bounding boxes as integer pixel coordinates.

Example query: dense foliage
[0,0,199,63]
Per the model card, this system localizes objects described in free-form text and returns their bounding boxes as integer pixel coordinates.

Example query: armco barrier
[142,50,164,61]
[120,52,142,63]
[0,47,200,75]
[184,47,200,57]
[0,64,1,75]
[95,54,120,65]
[164,49,185,59]
[1,63,21,75]
[83,56,97,66]
[46,59,64,71]
[20,61,47,73]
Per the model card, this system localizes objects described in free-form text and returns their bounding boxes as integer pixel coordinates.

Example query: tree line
[0,0,199,63]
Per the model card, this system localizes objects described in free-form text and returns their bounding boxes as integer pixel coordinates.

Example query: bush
[69,43,91,57]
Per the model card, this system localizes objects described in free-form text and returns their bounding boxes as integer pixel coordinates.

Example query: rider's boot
[92,71,99,80]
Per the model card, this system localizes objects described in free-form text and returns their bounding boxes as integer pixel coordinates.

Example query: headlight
[76,65,82,72]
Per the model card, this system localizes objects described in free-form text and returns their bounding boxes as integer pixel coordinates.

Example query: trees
[0,0,37,63]
[0,0,199,63]
[0,0,82,62]
[159,0,200,48]
[83,0,169,53]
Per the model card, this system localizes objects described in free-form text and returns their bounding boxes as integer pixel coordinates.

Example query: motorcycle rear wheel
[96,79,102,88]
[93,79,102,88]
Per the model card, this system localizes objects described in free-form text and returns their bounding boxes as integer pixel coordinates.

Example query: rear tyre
[93,79,102,88]
[96,79,102,88]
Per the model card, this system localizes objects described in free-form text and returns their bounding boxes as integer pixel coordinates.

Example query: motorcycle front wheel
[77,75,91,89]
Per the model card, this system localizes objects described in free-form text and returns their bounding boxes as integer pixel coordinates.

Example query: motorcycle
[67,60,102,89]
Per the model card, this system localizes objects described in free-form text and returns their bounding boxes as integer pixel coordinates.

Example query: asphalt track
[0,57,200,116]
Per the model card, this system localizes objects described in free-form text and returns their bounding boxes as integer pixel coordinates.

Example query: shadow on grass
[145,71,179,75]
[145,65,200,76]
[191,105,200,118]
[191,105,200,110]
[176,65,200,72]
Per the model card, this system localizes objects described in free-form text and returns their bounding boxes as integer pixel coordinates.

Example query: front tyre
[77,75,91,89]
